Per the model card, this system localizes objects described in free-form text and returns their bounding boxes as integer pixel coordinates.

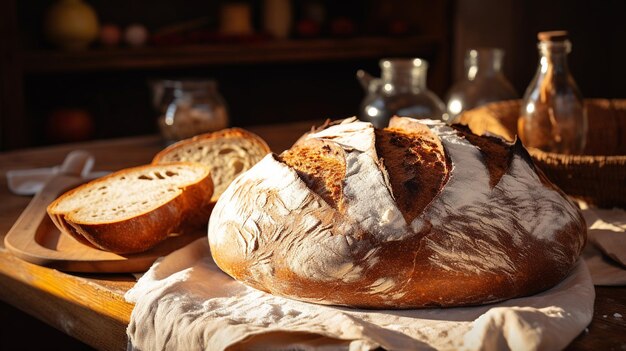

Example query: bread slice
[152,128,270,203]
[47,162,214,254]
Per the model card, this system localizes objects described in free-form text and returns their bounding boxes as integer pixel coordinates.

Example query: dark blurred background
[0,0,450,151]
[1,0,624,151]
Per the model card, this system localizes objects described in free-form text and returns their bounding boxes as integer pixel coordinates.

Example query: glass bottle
[357,58,446,128]
[518,31,587,154]
[445,48,518,123]
[152,79,229,144]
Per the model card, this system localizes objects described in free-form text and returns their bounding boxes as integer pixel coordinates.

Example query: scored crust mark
[452,124,513,188]
[509,138,563,193]
[278,139,346,210]
[375,127,449,224]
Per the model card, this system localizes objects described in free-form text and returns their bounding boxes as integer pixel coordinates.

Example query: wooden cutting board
[4,172,206,273]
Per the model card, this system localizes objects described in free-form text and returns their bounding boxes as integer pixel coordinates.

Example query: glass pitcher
[445,48,518,123]
[357,58,446,128]
[518,31,587,154]
[151,79,229,144]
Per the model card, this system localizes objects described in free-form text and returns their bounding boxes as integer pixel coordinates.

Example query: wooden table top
[0,120,624,350]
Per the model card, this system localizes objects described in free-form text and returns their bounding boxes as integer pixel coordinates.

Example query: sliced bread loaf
[152,128,270,203]
[47,162,214,254]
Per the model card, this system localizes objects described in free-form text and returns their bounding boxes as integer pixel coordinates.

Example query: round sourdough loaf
[208,117,586,309]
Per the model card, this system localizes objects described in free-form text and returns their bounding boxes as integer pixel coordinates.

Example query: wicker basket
[458,99,626,208]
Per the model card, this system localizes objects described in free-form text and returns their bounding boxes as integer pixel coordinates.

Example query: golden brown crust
[152,127,271,164]
[48,211,97,248]
[227,221,583,309]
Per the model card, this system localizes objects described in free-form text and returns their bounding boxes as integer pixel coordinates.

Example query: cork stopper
[538,30,568,42]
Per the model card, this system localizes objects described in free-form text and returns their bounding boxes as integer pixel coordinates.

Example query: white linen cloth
[125,237,594,351]
[580,206,626,285]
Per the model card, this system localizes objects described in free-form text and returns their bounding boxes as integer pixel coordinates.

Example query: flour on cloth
[125,238,593,351]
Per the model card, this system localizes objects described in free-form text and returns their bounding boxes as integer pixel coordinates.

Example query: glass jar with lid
[356,58,446,128]
[152,79,229,144]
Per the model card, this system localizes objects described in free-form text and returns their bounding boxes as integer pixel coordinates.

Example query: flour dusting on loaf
[306,120,410,242]
[208,117,586,309]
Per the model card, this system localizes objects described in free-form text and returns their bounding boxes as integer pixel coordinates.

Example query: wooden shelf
[20,35,440,73]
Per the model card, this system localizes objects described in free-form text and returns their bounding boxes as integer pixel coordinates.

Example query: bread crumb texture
[53,165,206,222]
[48,162,214,253]
[153,128,270,202]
